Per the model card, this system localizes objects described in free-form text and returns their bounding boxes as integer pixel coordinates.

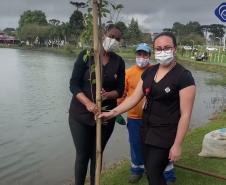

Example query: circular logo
[165,87,171,93]
[215,3,226,22]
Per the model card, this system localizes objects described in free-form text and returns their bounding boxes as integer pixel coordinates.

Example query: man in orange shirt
[119,43,176,184]
[118,43,151,183]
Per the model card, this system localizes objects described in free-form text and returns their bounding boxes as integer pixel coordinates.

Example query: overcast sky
[0,0,225,32]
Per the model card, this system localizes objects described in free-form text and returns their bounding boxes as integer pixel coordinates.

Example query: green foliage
[115,21,128,39]
[186,21,203,36]
[127,18,142,44]
[140,32,152,44]
[208,24,225,44]
[180,33,205,45]
[163,28,172,32]
[80,0,124,46]
[166,22,225,47]
[70,1,88,10]
[60,22,71,43]
[83,49,93,62]
[69,10,85,37]
[172,21,204,43]
[63,43,75,53]
[3,28,16,36]
[49,19,60,26]
[18,24,50,43]
[108,2,124,23]
[18,10,48,29]
[80,13,93,45]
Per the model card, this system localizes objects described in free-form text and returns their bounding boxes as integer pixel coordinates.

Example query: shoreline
[1,45,225,86]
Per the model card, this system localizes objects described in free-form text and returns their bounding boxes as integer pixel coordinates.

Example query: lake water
[0,48,225,185]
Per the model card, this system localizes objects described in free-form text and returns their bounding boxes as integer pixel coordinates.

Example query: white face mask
[136,58,150,68]
[102,36,119,52]
[155,51,174,66]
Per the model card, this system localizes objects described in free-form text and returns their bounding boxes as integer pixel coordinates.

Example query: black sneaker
[128,174,143,183]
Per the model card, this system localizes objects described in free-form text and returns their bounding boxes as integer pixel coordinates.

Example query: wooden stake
[92,0,102,184]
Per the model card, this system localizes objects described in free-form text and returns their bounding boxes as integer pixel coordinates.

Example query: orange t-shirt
[118,64,151,119]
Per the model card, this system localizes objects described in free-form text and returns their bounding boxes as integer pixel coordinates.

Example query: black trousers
[143,144,170,185]
[69,115,115,185]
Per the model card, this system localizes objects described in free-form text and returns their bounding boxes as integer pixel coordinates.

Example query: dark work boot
[128,174,143,183]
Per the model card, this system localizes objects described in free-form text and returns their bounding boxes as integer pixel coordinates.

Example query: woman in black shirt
[69,24,125,185]
[99,32,196,185]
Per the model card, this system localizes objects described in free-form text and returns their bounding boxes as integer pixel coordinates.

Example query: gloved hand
[115,114,126,125]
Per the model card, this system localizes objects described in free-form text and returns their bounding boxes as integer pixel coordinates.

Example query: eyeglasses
[154,46,173,54]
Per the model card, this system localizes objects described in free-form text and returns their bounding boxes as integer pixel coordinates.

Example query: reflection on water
[0,49,225,185]
[190,70,226,128]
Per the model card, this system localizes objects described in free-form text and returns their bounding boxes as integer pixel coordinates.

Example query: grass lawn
[98,109,226,185]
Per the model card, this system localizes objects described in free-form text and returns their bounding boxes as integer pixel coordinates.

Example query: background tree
[18,10,48,29]
[172,21,205,45]
[172,22,186,42]
[208,24,225,45]
[69,10,85,44]
[186,21,203,36]
[180,33,205,45]
[162,28,172,32]
[60,22,71,44]
[200,25,209,44]
[3,28,16,36]
[70,1,88,10]
[115,21,128,44]
[17,10,48,43]
[140,32,152,44]
[49,19,61,26]
[127,18,142,44]
[115,21,127,35]
[19,24,50,45]
[107,3,124,24]
[69,1,89,45]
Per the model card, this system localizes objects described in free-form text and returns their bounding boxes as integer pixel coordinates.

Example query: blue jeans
[127,118,144,175]
[127,118,176,182]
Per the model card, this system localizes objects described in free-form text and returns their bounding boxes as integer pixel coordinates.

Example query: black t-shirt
[69,50,125,126]
[141,63,195,148]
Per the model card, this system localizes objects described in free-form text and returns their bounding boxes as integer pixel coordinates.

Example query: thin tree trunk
[92,0,102,185]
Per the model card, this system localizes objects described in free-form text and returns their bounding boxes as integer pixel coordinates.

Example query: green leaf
[111,3,116,10]
[101,106,108,111]
[106,20,113,24]
[101,8,110,14]
[91,79,96,84]
[116,4,124,10]
[90,64,95,74]
[83,54,88,62]
[103,0,108,6]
